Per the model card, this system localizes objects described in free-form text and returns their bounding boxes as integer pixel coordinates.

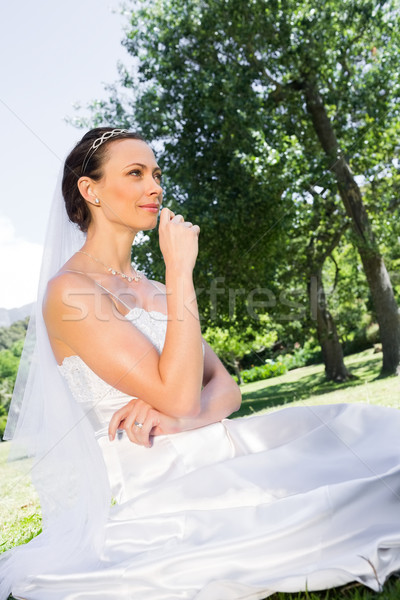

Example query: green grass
[268,580,400,600]
[1,348,400,599]
[0,443,41,554]
[236,349,400,418]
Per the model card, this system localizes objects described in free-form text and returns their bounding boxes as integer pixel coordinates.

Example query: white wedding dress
[12,306,400,600]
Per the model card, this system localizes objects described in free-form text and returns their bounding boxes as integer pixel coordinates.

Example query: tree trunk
[310,269,351,382]
[304,83,400,376]
[231,357,243,384]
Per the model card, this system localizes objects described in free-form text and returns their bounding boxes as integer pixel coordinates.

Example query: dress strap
[62,269,133,312]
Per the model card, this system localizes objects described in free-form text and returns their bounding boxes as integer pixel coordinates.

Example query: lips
[139,203,160,214]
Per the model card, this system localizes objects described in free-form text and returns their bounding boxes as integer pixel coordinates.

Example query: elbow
[231,381,242,413]
[234,391,242,412]
[175,402,201,419]
[169,393,202,419]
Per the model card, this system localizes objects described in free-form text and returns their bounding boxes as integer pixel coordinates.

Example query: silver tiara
[81,128,130,173]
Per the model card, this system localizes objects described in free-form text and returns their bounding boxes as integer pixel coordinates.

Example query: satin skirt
[13,403,400,599]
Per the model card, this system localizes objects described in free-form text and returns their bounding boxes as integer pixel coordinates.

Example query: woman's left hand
[108,398,162,447]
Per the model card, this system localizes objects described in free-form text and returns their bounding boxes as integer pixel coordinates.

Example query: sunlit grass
[0,442,41,554]
[236,349,399,419]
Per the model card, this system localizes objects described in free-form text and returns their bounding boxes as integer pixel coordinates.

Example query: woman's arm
[156,338,241,433]
[44,209,203,419]
[108,338,241,444]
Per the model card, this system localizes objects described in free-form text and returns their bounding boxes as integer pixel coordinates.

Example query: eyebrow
[123,162,162,172]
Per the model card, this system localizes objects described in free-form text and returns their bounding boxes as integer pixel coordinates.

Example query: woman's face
[91,138,163,233]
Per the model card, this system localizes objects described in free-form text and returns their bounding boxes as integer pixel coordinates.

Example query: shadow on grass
[235,357,382,419]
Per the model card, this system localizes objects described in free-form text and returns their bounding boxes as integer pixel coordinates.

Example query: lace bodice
[58,307,204,436]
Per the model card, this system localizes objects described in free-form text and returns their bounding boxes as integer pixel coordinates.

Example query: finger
[123,414,141,441]
[123,405,147,441]
[191,224,200,235]
[159,207,173,226]
[183,222,193,228]
[124,418,146,446]
[124,423,139,444]
[127,412,159,447]
[109,407,128,441]
[109,397,140,440]
[140,414,161,447]
[137,420,154,448]
[131,408,152,446]
[171,214,184,223]
[122,413,143,444]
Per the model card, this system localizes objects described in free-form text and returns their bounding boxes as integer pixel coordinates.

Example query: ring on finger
[134,421,143,429]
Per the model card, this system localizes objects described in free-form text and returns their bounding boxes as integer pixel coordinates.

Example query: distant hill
[0,304,33,328]
[0,315,29,351]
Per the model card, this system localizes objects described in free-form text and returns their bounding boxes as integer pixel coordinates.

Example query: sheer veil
[0,167,111,597]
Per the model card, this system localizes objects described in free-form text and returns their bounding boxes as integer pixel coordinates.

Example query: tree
[305,192,352,381]
[203,315,278,383]
[79,0,400,374]
[0,317,28,351]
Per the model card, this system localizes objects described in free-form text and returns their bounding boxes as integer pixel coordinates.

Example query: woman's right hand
[158,208,200,273]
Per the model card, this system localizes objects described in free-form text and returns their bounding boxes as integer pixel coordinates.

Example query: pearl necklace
[77,250,142,283]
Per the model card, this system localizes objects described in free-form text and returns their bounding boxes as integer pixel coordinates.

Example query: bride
[1,127,400,600]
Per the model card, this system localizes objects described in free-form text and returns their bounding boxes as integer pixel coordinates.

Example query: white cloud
[0,215,43,309]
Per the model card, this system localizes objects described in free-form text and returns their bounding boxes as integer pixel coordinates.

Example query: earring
[94,198,100,205]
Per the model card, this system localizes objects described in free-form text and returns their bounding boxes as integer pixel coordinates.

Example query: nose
[145,175,163,199]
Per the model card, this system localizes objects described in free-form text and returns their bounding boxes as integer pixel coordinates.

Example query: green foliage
[0,414,7,440]
[0,322,27,430]
[0,348,20,379]
[240,360,287,384]
[0,318,28,351]
[73,0,400,373]
[203,315,278,380]
[0,511,42,555]
[237,348,398,419]
[277,342,322,371]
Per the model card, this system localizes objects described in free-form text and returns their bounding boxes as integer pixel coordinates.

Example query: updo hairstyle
[62,127,145,232]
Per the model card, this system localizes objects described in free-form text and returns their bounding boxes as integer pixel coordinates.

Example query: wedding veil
[0,166,111,597]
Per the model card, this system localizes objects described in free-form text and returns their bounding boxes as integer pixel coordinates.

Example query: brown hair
[62,127,145,232]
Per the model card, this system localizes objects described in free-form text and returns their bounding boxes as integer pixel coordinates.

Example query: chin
[141,221,158,232]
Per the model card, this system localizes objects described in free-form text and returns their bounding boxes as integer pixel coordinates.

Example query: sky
[0,0,131,309]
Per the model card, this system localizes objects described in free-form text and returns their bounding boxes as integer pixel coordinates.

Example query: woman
[1,127,400,600]
[45,128,241,444]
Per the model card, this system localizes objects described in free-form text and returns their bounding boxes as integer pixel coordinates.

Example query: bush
[0,317,29,351]
[277,342,322,371]
[240,361,287,384]
[366,322,380,345]
[0,349,20,379]
[0,411,7,440]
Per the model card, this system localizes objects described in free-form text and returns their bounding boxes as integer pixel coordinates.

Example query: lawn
[1,348,399,599]
[236,349,400,418]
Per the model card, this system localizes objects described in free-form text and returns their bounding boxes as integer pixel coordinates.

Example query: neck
[82,227,137,273]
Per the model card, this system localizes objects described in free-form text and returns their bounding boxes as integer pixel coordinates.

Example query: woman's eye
[129,169,142,177]
[154,173,162,183]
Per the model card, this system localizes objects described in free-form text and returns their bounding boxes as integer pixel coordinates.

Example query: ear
[77,177,97,205]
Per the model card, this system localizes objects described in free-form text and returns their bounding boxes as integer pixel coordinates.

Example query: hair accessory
[77,250,142,283]
[81,129,130,174]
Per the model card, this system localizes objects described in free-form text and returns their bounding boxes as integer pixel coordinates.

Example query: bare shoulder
[43,270,99,327]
